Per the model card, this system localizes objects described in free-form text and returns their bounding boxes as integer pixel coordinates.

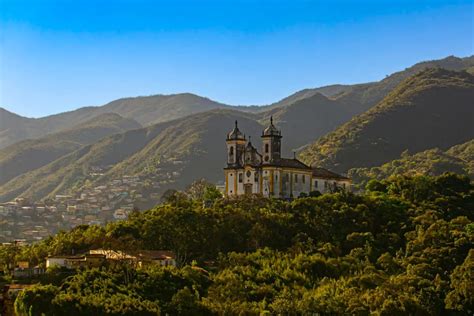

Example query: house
[224,118,351,198]
[64,254,106,269]
[46,254,106,269]
[89,249,176,267]
[45,256,69,268]
[136,250,177,267]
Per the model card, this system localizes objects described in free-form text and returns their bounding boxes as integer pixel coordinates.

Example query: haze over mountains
[1,55,473,202]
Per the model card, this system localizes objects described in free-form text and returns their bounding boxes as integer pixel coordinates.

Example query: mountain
[263,85,355,110]
[2,56,472,150]
[0,93,231,149]
[2,55,474,202]
[0,113,141,187]
[0,110,262,202]
[266,55,474,116]
[261,93,353,154]
[83,93,230,126]
[0,108,50,148]
[348,139,474,187]
[300,68,474,173]
[99,110,263,188]
[333,55,474,115]
[0,92,358,202]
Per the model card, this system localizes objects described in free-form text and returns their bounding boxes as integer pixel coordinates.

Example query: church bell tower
[261,116,282,164]
[226,120,246,167]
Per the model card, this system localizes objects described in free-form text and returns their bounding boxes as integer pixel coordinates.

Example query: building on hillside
[224,118,351,198]
[45,254,106,269]
[89,249,176,267]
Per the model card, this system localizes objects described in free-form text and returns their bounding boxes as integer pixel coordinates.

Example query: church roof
[266,158,312,170]
[262,116,281,137]
[312,167,350,180]
[246,137,256,150]
[227,120,245,140]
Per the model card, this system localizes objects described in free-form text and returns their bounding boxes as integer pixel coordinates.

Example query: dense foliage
[349,141,474,189]
[300,68,474,173]
[1,173,473,315]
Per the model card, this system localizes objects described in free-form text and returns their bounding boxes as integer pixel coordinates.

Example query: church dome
[262,116,281,137]
[227,120,246,140]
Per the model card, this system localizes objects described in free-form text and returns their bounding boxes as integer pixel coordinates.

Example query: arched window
[265,143,269,153]
[229,146,234,156]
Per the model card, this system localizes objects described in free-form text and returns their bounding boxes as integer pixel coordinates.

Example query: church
[224,118,351,198]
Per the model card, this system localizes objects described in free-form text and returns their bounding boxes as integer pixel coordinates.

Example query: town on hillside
[0,171,181,243]
[0,118,354,244]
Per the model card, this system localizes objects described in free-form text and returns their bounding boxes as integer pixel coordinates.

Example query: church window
[238,173,243,183]
[314,180,318,188]
[264,155,269,162]
[294,174,298,183]
[265,144,269,153]
[246,170,251,178]
[302,175,305,184]
[229,146,234,155]
[254,173,258,182]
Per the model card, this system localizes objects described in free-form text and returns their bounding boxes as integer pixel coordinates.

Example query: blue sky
[1,0,472,118]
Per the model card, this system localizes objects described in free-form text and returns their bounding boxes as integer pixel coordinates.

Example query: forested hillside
[0,113,141,186]
[349,139,474,188]
[1,173,472,315]
[0,110,262,202]
[262,93,352,153]
[2,56,474,203]
[300,68,474,173]
[0,94,229,149]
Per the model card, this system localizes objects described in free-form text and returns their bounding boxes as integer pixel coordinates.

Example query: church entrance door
[244,183,253,195]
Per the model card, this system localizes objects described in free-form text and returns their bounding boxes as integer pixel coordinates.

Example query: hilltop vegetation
[1,173,472,315]
[300,68,474,173]
[349,140,474,188]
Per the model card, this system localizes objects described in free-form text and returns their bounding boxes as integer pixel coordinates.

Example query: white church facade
[224,118,351,198]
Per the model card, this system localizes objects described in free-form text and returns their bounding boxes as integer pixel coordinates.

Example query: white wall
[46,257,66,268]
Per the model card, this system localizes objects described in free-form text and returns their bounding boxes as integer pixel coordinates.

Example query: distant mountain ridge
[2,55,472,150]
[0,110,262,202]
[0,113,141,186]
[1,55,473,203]
[0,93,230,148]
